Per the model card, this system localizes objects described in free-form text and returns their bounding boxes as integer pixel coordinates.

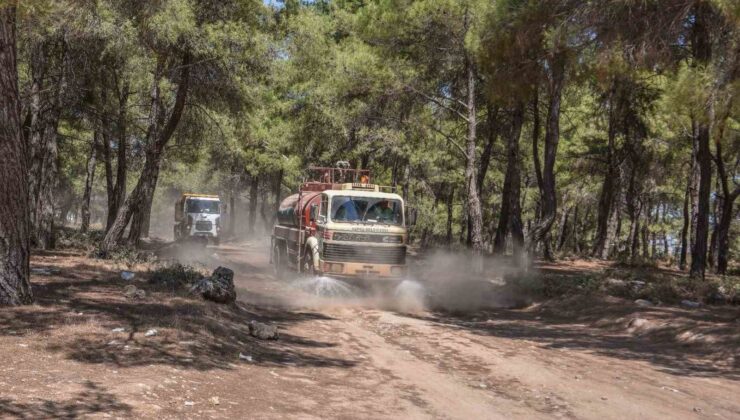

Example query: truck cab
[174,193,222,245]
[314,187,409,278]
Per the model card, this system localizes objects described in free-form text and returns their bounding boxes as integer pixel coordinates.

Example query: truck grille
[323,243,406,264]
[195,221,213,231]
[331,232,403,243]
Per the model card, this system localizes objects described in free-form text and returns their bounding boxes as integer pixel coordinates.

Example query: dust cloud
[281,251,540,315]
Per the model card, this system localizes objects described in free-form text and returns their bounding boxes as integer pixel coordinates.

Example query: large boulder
[190,266,236,304]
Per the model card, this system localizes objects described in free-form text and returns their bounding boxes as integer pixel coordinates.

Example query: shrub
[148,262,206,289]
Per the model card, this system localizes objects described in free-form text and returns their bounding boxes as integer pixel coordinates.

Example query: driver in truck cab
[368,200,395,223]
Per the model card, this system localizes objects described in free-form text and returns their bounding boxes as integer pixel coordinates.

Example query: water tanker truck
[271,164,416,279]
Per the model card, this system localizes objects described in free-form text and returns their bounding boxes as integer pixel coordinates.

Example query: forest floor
[0,240,739,419]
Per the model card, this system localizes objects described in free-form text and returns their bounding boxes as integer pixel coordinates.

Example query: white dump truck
[174,193,222,245]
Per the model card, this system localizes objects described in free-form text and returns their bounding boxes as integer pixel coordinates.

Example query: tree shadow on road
[414,298,740,380]
[0,381,131,419]
[0,255,357,372]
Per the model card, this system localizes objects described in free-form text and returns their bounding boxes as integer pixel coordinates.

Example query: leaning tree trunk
[463,55,483,252]
[80,134,98,233]
[128,170,159,244]
[100,52,190,253]
[0,5,33,305]
[101,148,162,252]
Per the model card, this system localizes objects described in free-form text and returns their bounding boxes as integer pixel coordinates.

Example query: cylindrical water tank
[275,192,322,227]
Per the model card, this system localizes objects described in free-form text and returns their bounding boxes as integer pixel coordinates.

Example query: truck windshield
[331,196,402,225]
[186,199,220,214]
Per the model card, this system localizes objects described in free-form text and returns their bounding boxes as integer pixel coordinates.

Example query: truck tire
[272,242,286,279]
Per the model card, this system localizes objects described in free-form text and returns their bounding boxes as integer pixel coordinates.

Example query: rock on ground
[634,299,654,307]
[249,321,279,340]
[190,266,236,304]
[123,284,146,300]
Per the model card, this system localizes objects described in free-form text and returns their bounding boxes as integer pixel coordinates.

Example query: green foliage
[12,0,738,272]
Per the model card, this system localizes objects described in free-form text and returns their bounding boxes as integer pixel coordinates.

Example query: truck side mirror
[406,207,417,227]
[309,204,318,222]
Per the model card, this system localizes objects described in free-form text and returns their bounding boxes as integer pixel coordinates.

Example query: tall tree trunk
[32,42,66,250]
[715,192,737,274]
[0,5,33,305]
[35,116,60,249]
[532,87,544,207]
[477,105,498,199]
[689,1,713,279]
[530,51,565,261]
[679,173,691,269]
[100,53,190,253]
[641,203,651,259]
[630,216,640,261]
[708,177,720,268]
[713,123,739,274]
[271,170,283,227]
[571,204,581,254]
[593,83,620,258]
[102,126,115,231]
[26,43,48,243]
[446,185,454,247]
[556,206,570,251]
[80,133,98,233]
[128,173,158,244]
[248,174,258,236]
[493,104,525,258]
[108,82,129,231]
[689,119,711,279]
[228,183,237,237]
[463,54,483,252]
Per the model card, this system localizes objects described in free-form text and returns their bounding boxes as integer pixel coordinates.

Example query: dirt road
[1,241,739,419]
[205,242,740,419]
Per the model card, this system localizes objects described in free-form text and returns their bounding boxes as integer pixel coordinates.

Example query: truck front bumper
[320,260,407,279]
